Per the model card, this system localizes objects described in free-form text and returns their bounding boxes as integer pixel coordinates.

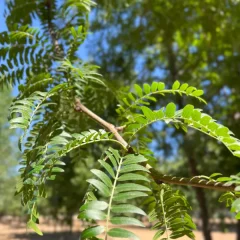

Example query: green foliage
[9,83,69,148]
[14,128,118,229]
[124,102,240,158]
[148,184,196,240]
[0,89,22,216]
[117,81,206,120]
[2,1,240,239]
[79,149,150,239]
[0,25,50,87]
[218,173,240,220]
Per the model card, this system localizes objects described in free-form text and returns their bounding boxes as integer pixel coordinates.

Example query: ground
[0,217,237,240]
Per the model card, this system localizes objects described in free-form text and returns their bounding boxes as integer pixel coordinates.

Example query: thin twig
[75,99,128,149]
[115,125,126,131]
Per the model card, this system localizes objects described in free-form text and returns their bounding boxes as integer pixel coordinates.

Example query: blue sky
[0,1,7,31]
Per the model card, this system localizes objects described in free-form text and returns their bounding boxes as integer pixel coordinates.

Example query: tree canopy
[1,1,240,240]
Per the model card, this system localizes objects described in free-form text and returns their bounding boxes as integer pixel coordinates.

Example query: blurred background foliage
[0,89,21,217]
[1,0,240,240]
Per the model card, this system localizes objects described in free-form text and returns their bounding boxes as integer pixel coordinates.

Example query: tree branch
[150,168,235,192]
[75,99,128,149]
[74,99,235,192]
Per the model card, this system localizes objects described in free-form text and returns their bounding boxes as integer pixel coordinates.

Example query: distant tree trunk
[188,157,212,240]
[236,220,240,240]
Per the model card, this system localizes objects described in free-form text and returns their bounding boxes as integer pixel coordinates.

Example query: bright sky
[0,1,7,31]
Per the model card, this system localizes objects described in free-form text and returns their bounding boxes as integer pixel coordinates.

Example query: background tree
[0,0,117,225]
[0,89,21,217]
[1,1,240,240]
[84,1,240,239]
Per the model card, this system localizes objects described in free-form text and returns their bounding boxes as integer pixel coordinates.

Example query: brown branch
[150,168,235,192]
[75,99,128,149]
[74,99,235,192]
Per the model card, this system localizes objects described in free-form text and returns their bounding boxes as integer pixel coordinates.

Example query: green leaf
[128,92,136,101]
[200,115,212,125]
[79,209,106,220]
[209,173,223,178]
[141,106,154,120]
[51,167,64,173]
[208,122,219,132]
[105,151,117,168]
[109,147,121,162]
[155,109,164,119]
[91,169,112,188]
[54,160,66,166]
[87,179,110,197]
[186,86,196,94]
[234,151,240,158]
[153,229,165,240]
[116,183,151,192]
[158,82,165,91]
[107,228,139,240]
[123,98,131,106]
[236,212,240,220]
[231,199,240,212]
[113,191,148,201]
[81,226,105,239]
[9,117,28,125]
[151,82,158,92]
[216,177,232,182]
[27,220,43,236]
[216,127,229,137]
[120,164,150,173]
[165,102,176,118]
[191,109,201,121]
[134,84,143,97]
[180,83,189,91]
[228,143,240,151]
[111,204,146,215]
[123,154,147,165]
[80,201,108,211]
[143,83,151,94]
[192,89,204,96]
[135,116,148,124]
[111,217,145,227]
[182,104,194,118]
[118,173,150,182]
[172,80,180,90]
[98,160,115,178]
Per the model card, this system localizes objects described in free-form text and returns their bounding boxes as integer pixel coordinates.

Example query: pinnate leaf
[108,228,140,240]
[165,102,176,118]
[172,80,180,90]
[81,226,105,239]
[111,204,146,215]
[87,179,110,197]
[91,169,112,188]
[111,217,145,227]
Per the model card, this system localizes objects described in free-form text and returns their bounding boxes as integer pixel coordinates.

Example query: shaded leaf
[107,228,139,240]
[81,226,105,239]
